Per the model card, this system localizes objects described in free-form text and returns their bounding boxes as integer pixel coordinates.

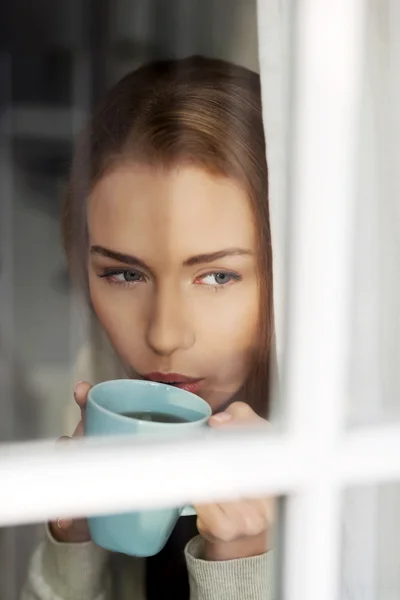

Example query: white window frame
[1,2,400,600]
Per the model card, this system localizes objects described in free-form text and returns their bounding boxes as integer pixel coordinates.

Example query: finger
[245,497,275,525]
[209,401,266,428]
[73,381,92,411]
[55,517,73,531]
[225,402,260,421]
[50,517,91,543]
[208,411,233,427]
[195,504,235,543]
[218,500,266,537]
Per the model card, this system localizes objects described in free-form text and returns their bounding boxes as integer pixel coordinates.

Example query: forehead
[88,165,256,258]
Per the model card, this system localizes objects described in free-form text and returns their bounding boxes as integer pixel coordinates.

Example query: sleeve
[185,536,275,600]
[21,333,130,600]
[21,525,111,600]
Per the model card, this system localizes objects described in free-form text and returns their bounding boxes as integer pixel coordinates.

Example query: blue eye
[200,272,241,286]
[117,271,142,282]
[214,273,232,285]
[99,269,145,284]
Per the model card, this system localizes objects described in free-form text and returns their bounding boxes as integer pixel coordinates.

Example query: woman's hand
[49,382,93,543]
[195,402,273,561]
[49,392,273,556]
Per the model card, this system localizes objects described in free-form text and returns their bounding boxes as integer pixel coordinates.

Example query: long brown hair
[62,55,273,417]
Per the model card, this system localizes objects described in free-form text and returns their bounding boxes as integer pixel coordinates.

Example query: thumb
[209,402,264,428]
[73,381,92,411]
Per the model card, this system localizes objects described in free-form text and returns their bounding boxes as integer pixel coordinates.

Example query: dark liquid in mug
[120,410,189,424]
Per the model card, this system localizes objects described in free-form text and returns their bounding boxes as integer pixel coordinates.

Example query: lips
[144,372,203,395]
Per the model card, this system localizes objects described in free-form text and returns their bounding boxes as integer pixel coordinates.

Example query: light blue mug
[85,379,211,556]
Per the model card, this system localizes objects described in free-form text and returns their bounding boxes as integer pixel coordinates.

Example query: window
[0,1,399,598]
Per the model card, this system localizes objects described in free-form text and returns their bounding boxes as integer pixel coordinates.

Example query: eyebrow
[90,245,253,270]
[183,248,253,266]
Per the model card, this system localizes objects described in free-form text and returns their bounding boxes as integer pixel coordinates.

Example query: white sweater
[23,528,274,600]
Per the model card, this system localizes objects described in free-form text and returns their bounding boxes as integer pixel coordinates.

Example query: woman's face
[88,164,260,412]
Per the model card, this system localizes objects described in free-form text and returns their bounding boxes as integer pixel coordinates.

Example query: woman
[23,55,275,600]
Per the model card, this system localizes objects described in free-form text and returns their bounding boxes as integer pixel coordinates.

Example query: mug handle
[180,505,196,517]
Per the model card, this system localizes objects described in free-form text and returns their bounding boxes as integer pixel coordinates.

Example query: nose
[145,283,194,357]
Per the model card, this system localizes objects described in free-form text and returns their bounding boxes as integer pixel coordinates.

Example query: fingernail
[57,518,69,530]
[211,412,233,423]
[74,382,85,396]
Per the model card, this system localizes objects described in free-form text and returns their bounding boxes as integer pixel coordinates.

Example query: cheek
[195,283,260,359]
[193,283,260,405]
[89,277,147,358]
